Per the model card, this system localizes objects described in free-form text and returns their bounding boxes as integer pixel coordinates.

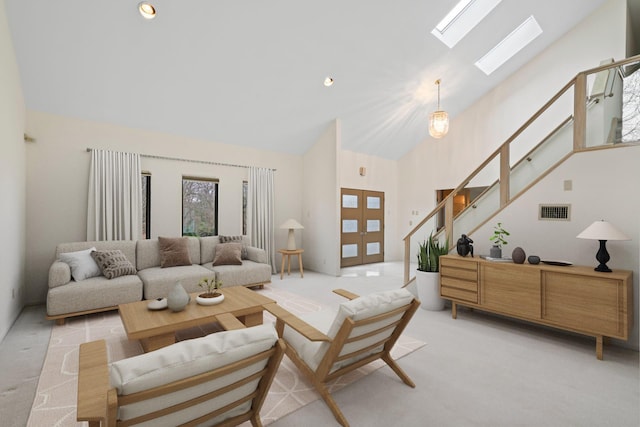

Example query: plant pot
[415,270,445,311]
[489,245,502,258]
[196,292,224,306]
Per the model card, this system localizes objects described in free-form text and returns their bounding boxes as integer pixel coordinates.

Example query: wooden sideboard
[439,254,633,360]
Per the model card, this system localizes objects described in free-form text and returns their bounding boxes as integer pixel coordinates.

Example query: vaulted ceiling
[6,0,610,159]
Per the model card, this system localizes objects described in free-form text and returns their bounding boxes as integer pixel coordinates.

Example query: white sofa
[46,236,272,324]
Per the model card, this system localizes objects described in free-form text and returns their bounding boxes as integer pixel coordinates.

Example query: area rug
[27,286,425,426]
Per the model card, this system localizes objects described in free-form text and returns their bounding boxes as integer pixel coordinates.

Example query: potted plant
[416,232,449,311]
[489,222,509,258]
[196,277,225,305]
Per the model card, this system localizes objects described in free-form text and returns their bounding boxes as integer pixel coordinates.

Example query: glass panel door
[340,188,384,267]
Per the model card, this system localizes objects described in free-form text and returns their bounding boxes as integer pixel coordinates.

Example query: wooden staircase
[403,54,640,285]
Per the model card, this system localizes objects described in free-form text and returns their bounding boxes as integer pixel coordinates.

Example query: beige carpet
[27,285,425,426]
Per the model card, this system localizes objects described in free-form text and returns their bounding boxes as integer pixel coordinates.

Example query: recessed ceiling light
[431,0,502,48]
[138,2,157,20]
[324,77,334,87]
[475,15,543,75]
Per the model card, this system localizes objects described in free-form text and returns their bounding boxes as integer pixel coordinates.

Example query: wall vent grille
[539,204,570,221]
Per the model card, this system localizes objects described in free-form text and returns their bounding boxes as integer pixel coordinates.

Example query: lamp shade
[280,219,303,250]
[429,110,449,138]
[280,219,304,230]
[576,220,630,241]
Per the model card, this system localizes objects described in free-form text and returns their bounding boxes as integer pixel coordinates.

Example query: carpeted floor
[27,285,425,426]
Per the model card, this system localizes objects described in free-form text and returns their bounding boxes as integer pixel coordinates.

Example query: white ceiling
[6,0,609,160]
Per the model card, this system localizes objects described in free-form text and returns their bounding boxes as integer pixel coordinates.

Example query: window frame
[181,176,219,237]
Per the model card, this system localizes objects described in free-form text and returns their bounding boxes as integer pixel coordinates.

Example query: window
[142,173,151,239]
[182,177,219,237]
[242,180,248,236]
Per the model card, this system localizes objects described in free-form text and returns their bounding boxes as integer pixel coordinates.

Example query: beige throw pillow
[212,243,243,266]
[218,235,249,259]
[91,250,137,279]
[158,237,192,268]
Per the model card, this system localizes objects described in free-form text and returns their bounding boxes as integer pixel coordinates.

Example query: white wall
[340,150,401,261]
[397,0,627,246]
[397,0,638,350]
[24,111,303,304]
[302,120,341,276]
[0,0,26,341]
[470,145,640,350]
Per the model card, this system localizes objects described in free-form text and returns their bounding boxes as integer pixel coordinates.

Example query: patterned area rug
[27,286,425,426]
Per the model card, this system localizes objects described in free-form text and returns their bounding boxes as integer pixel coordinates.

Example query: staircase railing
[403,54,640,285]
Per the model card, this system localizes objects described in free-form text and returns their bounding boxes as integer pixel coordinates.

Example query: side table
[278,249,304,279]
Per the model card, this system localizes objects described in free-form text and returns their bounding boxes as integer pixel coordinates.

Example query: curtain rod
[86,148,276,171]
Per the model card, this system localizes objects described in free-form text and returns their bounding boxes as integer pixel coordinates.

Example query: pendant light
[429,79,449,138]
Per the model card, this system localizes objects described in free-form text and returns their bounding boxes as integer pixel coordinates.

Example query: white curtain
[87,149,142,241]
[249,167,276,272]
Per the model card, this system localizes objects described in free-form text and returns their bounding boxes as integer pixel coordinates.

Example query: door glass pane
[366,219,380,232]
[342,219,358,233]
[342,194,358,208]
[367,196,381,209]
[366,242,380,255]
[342,244,358,258]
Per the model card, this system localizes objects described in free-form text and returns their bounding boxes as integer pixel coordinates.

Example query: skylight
[431,0,502,48]
[475,15,543,75]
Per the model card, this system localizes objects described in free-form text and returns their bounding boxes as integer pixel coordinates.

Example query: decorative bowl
[196,293,224,306]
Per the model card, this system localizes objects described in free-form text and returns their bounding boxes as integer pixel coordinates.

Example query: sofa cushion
[138,264,213,300]
[137,237,200,270]
[110,324,278,425]
[204,260,272,287]
[46,274,143,316]
[91,250,137,279]
[59,247,101,282]
[158,236,191,268]
[212,243,243,266]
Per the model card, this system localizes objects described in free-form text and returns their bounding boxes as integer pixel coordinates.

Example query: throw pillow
[218,235,248,259]
[158,237,192,268]
[91,250,137,279]
[59,247,102,282]
[212,242,243,266]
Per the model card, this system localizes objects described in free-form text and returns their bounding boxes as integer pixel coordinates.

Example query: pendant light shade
[429,79,449,138]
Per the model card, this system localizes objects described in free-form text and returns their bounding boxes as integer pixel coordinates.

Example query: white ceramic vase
[167,282,190,312]
[415,270,445,311]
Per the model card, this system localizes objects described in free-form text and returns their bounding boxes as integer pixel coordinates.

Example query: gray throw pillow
[91,250,137,279]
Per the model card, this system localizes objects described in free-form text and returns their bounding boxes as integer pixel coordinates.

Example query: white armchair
[77,323,284,427]
[265,288,419,427]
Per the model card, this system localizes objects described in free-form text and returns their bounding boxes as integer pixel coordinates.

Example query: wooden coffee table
[119,285,275,352]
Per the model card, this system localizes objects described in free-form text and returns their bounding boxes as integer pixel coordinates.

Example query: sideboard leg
[451,302,457,319]
[596,336,604,360]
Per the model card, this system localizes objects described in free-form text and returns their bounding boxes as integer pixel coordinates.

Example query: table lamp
[576,220,630,272]
[280,219,304,250]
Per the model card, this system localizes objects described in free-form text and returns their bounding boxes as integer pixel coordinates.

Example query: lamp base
[594,239,612,273]
[286,229,297,250]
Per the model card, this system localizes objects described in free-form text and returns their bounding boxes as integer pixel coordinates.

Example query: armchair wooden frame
[264,289,420,427]
[77,326,285,427]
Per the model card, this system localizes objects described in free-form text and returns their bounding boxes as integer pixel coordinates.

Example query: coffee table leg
[140,332,176,352]
[237,312,263,327]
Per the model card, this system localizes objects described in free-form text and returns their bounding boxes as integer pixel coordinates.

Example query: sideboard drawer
[440,257,478,304]
[441,286,477,303]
